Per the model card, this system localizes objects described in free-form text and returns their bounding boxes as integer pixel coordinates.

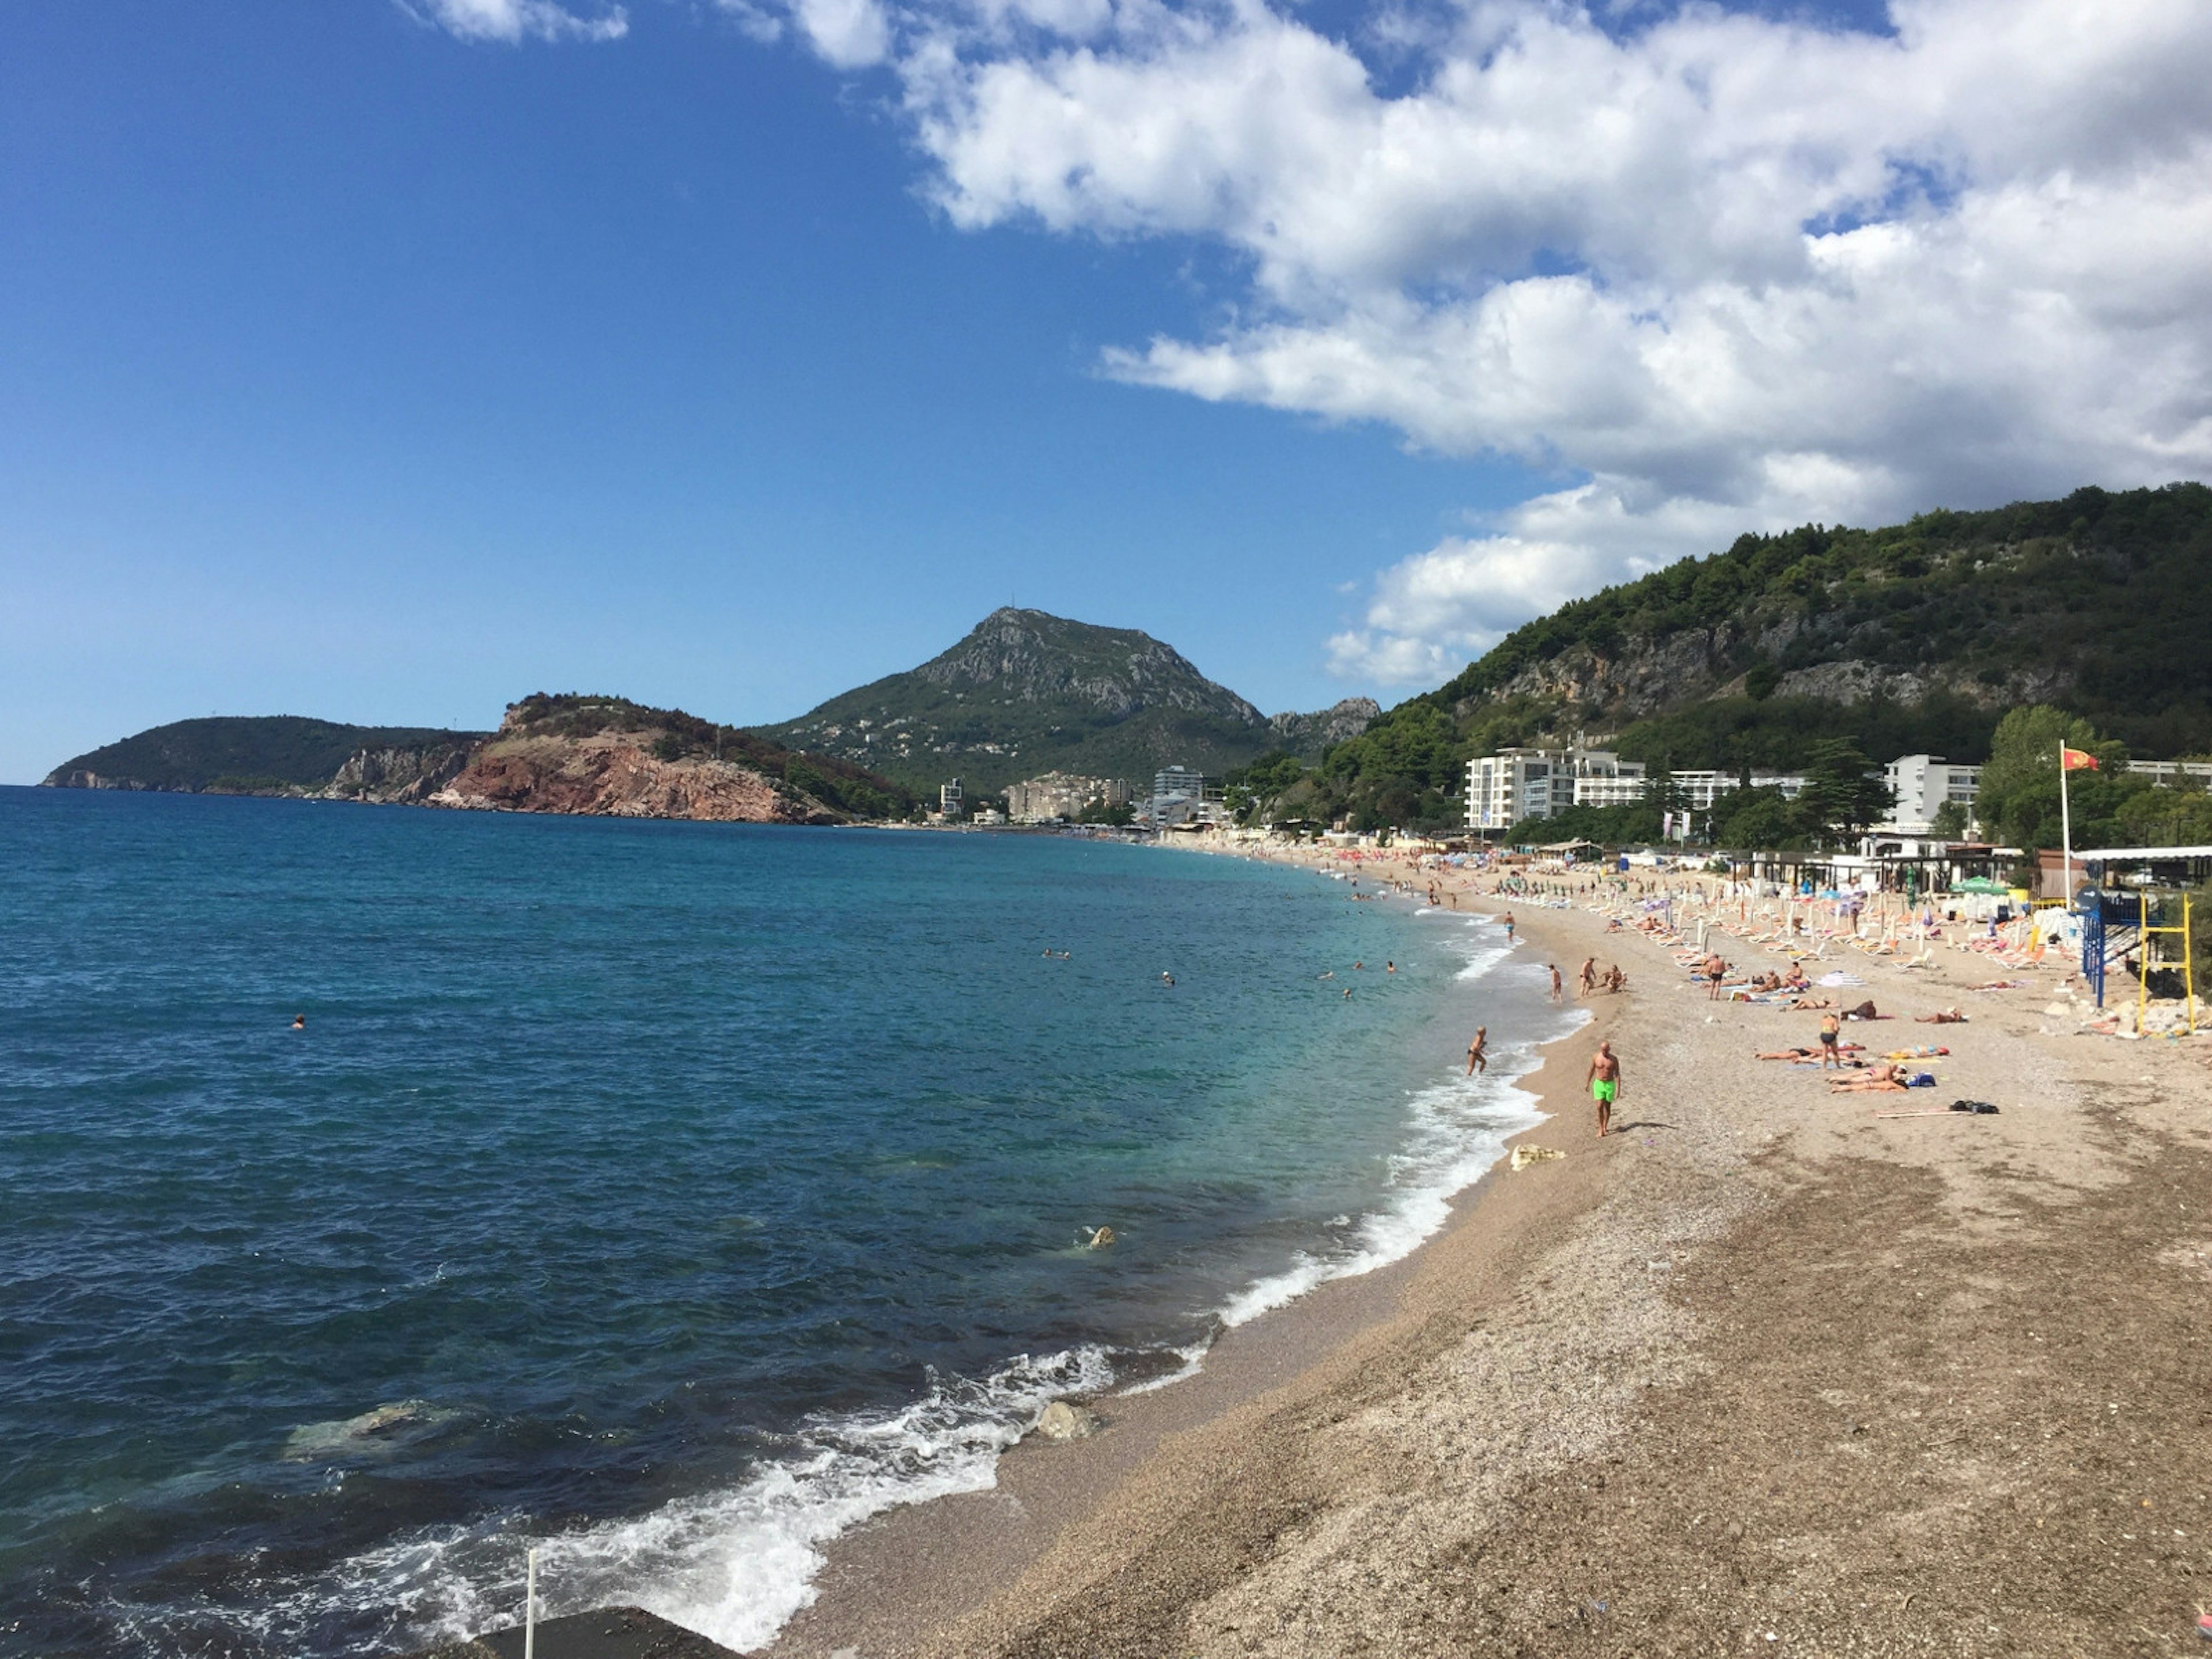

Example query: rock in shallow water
[1033,1400,1103,1441]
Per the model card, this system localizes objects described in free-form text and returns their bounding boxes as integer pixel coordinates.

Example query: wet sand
[758,868,2212,1658]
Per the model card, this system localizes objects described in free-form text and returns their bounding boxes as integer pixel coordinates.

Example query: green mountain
[1305,482,2212,832]
[753,608,1377,796]
[41,717,486,795]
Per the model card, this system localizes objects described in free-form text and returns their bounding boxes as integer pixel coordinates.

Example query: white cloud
[882,0,2212,679]
[412,0,627,43]
[790,0,894,66]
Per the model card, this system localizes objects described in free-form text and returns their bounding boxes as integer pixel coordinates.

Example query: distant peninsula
[42,716,487,800]
[41,699,918,825]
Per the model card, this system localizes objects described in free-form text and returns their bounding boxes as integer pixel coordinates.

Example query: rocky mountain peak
[910,609,1266,725]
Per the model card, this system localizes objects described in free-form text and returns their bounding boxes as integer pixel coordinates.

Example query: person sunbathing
[1916,1009,1968,1023]
[1829,1063,1911,1093]
[1784,995,1835,1010]
[1757,1042,1865,1060]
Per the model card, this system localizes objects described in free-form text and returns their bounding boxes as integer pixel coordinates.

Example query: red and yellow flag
[2061,747,2099,771]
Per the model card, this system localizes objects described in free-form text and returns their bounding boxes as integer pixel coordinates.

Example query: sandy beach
[739,853,2212,1658]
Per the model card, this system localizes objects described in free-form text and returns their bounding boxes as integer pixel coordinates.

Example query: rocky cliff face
[1270,698,1381,749]
[325,743,476,802]
[43,769,147,790]
[431,729,837,823]
[1466,624,2065,724]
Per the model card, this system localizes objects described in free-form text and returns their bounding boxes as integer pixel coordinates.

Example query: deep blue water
[0,789,1564,1656]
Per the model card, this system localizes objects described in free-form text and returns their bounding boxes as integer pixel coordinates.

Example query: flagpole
[2059,740,2073,911]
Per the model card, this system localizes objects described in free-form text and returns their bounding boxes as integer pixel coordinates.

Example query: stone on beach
[1033,1400,1103,1441]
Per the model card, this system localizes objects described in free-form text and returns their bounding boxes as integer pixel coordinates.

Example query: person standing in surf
[1585,1040,1622,1137]
[1466,1027,1489,1075]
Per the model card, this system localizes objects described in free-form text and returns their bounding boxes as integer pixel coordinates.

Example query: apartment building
[1468,745,1804,830]
[1467,748,1565,831]
[1006,772,1130,823]
[1883,754,1982,834]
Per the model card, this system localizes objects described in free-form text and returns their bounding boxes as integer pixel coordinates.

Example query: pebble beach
[748,848,2212,1659]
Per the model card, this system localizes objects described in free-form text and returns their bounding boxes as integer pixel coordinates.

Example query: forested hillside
[1256,483,2212,834]
[42,717,484,794]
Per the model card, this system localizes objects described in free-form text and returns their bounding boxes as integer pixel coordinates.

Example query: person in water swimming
[291,1014,305,1030]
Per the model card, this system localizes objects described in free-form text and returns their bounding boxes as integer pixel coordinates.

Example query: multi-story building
[939,778,963,819]
[1883,754,1981,834]
[1468,745,1808,832]
[1671,770,1808,812]
[1467,748,1563,831]
[2128,760,2212,787]
[1568,749,1648,808]
[1006,772,1131,823]
[1150,765,1228,830]
[1153,765,1207,801]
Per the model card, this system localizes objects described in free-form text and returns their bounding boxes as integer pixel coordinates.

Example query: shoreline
[424,846,1569,1659]
[762,859,2212,1657]
[758,884,1612,1658]
[442,849,2212,1657]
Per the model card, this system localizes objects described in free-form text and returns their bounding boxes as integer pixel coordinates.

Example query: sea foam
[263,896,1578,1655]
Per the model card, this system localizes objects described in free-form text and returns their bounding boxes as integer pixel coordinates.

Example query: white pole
[525,1548,538,1659]
[2059,741,2073,913]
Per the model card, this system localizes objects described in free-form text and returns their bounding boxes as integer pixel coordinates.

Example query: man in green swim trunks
[1585,1040,1623,1138]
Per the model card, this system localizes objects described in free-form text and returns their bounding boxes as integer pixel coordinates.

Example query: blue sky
[0,1,1539,781]
[5,0,2207,782]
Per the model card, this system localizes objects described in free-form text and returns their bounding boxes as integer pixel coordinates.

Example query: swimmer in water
[1386,960,1396,974]
[1161,971,1175,986]
[291,1014,305,1031]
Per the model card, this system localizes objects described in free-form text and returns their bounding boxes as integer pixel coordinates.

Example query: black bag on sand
[1949,1099,2000,1115]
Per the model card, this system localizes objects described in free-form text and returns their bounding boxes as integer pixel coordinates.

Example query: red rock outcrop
[432,732,835,823]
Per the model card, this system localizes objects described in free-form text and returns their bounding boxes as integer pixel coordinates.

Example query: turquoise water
[0,789,1566,1656]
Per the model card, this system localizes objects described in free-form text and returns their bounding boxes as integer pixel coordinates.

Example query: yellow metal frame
[2137,891,2197,1035]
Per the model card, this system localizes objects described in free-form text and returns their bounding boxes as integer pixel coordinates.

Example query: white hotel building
[1467,745,1808,834]
[1881,754,1983,835]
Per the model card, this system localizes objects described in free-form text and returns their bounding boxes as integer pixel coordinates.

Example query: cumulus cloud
[412,0,627,43]
[883,0,2212,679]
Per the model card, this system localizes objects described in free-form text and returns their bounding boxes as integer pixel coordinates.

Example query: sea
[0,787,1578,1657]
